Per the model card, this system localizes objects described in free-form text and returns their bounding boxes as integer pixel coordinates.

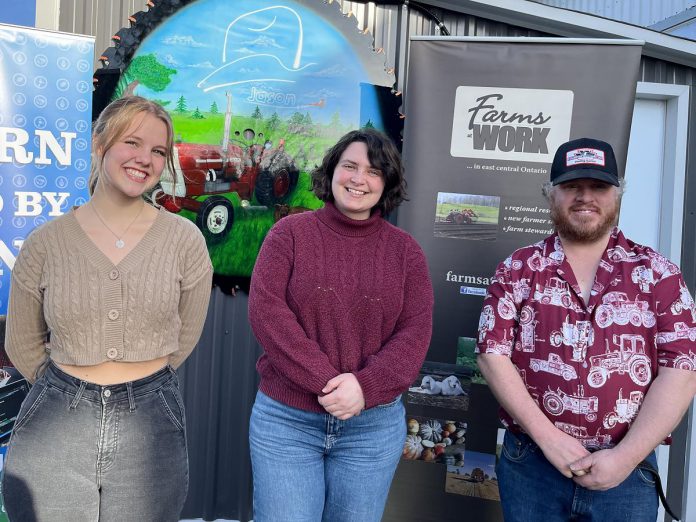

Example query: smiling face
[97,112,168,200]
[330,141,385,220]
[550,178,620,244]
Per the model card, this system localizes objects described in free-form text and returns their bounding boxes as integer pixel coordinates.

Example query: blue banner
[0,25,94,314]
[0,2,36,28]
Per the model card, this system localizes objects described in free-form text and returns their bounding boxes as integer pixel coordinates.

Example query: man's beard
[550,199,619,244]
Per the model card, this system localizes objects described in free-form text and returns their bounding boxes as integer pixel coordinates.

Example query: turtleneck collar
[315,201,384,237]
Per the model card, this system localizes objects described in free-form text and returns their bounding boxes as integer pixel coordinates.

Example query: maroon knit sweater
[248,202,434,413]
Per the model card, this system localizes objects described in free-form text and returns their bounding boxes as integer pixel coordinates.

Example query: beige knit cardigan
[5,207,213,382]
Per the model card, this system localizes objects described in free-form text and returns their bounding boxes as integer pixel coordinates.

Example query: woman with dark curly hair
[248,128,434,521]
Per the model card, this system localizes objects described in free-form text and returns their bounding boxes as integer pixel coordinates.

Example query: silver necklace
[90,202,145,249]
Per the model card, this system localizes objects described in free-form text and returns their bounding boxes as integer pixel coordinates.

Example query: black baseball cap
[550,137,620,186]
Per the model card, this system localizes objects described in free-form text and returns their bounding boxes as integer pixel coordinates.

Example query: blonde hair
[89,96,176,196]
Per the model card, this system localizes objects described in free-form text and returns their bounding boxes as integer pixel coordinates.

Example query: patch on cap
[565,148,605,168]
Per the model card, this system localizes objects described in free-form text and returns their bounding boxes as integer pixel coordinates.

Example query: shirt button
[103,389,112,398]
[106,347,118,359]
[108,309,119,320]
[109,269,119,280]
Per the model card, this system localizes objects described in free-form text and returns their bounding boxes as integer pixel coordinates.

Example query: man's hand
[318,373,365,420]
[537,429,592,479]
[569,448,636,490]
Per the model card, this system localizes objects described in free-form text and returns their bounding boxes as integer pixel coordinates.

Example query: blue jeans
[497,430,658,522]
[249,391,406,522]
[2,362,188,521]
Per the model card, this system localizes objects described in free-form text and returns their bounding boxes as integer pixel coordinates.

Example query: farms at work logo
[450,87,573,163]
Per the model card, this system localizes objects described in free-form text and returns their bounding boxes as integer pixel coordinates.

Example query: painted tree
[175,95,187,114]
[267,112,280,130]
[192,107,204,119]
[210,101,219,114]
[289,112,304,125]
[116,53,176,98]
[364,119,375,129]
[251,105,263,119]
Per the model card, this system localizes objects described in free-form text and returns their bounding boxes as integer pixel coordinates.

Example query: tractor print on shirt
[533,277,574,308]
[515,305,538,353]
[527,250,561,272]
[511,278,532,303]
[486,333,514,356]
[607,246,645,263]
[529,353,577,381]
[646,250,679,278]
[500,256,524,279]
[497,292,517,320]
[478,305,495,343]
[549,317,595,362]
[543,384,598,422]
[594,292,656,329]
[603,388,643,429]
[587,334,651,388]
[671,352,696,371]
[656,322,696,344]
[670,281,696,322]
[554,422,613,450]
[631,266,656,293]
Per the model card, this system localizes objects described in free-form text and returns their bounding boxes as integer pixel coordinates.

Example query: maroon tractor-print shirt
[477,228,696,449]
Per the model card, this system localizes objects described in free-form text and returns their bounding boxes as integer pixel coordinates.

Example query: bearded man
[477,137,696,521]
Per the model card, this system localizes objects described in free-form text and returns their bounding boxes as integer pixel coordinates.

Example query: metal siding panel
[178,288,260,521]
[531,0,696,27]
[57,0,148,69]
[58,0,76,33]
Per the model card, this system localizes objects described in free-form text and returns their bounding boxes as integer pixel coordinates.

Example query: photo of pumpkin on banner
[93,0,401,289]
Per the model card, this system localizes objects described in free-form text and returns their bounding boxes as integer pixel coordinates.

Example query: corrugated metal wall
[60,0,146,67]
[177,288,260,521]
[530,0,696,27]
[55,1,696,520]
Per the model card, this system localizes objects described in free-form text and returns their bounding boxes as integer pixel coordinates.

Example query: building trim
[422,0,696,67]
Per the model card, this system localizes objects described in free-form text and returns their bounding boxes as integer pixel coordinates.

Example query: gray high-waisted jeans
[2,361,188,521]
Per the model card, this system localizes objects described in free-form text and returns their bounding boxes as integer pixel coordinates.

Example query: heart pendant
[115,239,125,249]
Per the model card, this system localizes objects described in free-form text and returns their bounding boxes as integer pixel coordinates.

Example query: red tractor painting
[445,208,478,224]
[155,94,299,244]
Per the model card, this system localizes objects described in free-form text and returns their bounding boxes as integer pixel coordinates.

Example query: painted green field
[179,173,322,277]
[435,202,499,224]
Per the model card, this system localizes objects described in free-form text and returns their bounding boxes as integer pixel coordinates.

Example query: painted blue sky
[131,0,386,126]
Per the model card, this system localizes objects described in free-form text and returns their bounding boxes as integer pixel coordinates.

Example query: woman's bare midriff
[56,356,170,385]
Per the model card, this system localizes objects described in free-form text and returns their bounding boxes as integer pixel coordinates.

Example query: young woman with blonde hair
[2,96,212,521]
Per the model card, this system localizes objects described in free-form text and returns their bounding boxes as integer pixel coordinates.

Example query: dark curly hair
[311,128,407,216]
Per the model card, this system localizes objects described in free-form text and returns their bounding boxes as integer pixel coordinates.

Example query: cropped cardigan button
[106,348,118,359]
[107,309,119,320]
[109,269,119,280]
